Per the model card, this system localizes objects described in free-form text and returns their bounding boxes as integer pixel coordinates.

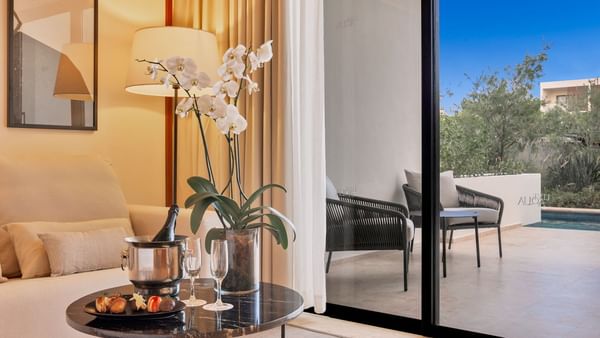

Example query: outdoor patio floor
[326,226,600,338]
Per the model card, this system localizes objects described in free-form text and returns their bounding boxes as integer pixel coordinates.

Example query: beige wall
[0,1,165,205]
[456,174,542,227]
[324,0,422,204]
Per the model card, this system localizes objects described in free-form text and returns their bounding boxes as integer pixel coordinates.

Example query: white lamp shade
[54,43,94,101]
[125,26,220,97]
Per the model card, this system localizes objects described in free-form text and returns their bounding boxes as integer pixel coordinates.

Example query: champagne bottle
[152,204,179,242]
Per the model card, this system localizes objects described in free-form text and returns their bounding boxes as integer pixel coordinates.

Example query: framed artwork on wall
[7,0,97,130]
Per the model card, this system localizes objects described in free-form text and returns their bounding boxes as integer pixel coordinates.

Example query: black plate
[84,296,185,319]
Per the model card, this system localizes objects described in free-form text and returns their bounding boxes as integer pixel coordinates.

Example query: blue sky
[440,0,600,113]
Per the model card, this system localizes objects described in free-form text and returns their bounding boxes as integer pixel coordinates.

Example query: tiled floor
[326,226,600,338]
[248,313,422,337]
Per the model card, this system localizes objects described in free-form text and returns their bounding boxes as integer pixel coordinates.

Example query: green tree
[440,113,489,176]
[441,50,549,175]
[542,80,600,191]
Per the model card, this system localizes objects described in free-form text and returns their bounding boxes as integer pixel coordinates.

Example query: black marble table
[66,279,304,337]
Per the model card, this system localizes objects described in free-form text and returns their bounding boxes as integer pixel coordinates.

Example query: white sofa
[0,155,217,338]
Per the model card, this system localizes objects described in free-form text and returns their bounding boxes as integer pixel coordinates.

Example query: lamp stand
[171,85,179,206]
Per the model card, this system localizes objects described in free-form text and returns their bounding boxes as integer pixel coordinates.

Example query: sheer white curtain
[283,0,327,313]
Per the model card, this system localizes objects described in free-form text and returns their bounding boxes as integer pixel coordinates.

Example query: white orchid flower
[212,80,240,98]
[223,44,247,64]
[175,98,195,118]
[248,52,259,73]
[165,56,197,76]
[146,58,162,80]
[181,72,211,91]
[216,105,247,134]
[244,76,259,95]
[197,95,227,119]
[256,40,273,63]
[217,60,245,81]
[161,73,174,89]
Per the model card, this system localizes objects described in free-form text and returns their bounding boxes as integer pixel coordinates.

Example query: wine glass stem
[190,275,196,301]
[216,279,223,306]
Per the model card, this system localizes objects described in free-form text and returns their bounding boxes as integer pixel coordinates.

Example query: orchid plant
[138,40,295,252]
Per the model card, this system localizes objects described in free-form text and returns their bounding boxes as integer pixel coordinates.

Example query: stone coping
[542,207,600,215]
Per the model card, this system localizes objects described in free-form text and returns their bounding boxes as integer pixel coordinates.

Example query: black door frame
[312,0,501,337]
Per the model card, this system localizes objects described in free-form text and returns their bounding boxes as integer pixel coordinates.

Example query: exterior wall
[540,78,597,112]
[455,174,542,226]
[0,1,165,206]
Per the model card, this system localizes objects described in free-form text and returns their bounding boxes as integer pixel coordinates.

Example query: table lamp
[54,43,94,127]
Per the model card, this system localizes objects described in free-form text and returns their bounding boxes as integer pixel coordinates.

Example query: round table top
[440,209,479,218]
[66,279,304,338]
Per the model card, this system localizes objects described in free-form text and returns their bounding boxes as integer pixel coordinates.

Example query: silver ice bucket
[121,235,187,296]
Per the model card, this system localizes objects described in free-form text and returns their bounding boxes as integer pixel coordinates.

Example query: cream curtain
[172,0,288,285]
[283,0,327,313]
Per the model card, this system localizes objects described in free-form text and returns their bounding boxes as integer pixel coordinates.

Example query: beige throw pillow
[0,263,7,282]
[0,227,20,277]
[39,227,127,277]
[404,170,460,208]
[6,218,133,279]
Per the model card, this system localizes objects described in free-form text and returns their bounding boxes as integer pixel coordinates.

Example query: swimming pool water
[526,211,600,231]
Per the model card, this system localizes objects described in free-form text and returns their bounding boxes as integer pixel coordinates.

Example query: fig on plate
[159,296,176,312]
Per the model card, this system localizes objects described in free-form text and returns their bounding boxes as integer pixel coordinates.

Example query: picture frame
[7,0,97,130]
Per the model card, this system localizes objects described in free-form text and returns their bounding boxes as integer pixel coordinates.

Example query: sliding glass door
[439,1,600,337]
[324,0,423,322]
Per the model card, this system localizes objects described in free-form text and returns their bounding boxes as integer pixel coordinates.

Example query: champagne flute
[203,239,233,311]
[183,237,206,307]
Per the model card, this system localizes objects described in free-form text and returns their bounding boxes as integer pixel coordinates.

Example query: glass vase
[221,228,260,295]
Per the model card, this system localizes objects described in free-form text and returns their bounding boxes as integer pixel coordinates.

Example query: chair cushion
[406,218,415,241]
[0,155,130,226]
[39,227,128,277]
[404,169,459,208]
[326,176,340,200]
[5,218,133,279]
[0,268,130,338]
[444,207,499,226]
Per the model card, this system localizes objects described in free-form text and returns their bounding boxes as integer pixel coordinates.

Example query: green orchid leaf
[204,228,226,253]
[264,214,288,249]
[241,184,287,211]
[240,213,268,226]
[246,223,281,245]
[184,191,219,208]
[263,227,282,245]
[214,195,242,222]
[188,176,217,194]
[267,206,297,241]
[190,196,217,234]
[240,206,271,218]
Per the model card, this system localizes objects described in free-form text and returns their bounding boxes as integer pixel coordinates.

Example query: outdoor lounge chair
[402,180,504,257]
[325,177,414,291]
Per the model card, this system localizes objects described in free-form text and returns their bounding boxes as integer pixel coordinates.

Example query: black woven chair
[326,193,412,291]
[402,184,504,256]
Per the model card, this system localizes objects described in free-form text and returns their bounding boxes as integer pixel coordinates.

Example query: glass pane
[440,1,600,336]
[324,0,422,319]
